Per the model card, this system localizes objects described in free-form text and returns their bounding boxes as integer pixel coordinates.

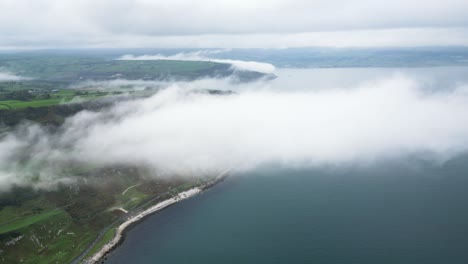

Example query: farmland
[0,54,236,112]
[0,55,228,82]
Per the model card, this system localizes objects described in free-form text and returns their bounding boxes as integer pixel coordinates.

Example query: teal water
[105,158,468,264]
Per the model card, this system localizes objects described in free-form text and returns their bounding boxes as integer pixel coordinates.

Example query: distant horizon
[2,47,468,69]
[3,46,468,51]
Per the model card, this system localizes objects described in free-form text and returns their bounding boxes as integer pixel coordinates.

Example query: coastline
[84,170,229,264]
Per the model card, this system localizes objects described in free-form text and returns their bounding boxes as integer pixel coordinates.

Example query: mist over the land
[118,51,276,74]
[0,71,29,82]
[2,68,468,192]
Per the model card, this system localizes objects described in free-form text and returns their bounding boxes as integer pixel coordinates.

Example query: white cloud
[118,51,276,74]
[3,73,468,191]
[0,71,29,81]
[66,77,468,173]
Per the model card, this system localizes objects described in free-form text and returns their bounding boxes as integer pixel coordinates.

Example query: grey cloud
[65,0,468,35]
[1,0,468,48]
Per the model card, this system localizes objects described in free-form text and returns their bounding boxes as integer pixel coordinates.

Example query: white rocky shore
[85,187,202,264]
[84,168,231,264]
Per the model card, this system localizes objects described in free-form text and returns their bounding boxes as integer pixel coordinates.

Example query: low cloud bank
[0,71,29,82]
[117,50,276,74]
[2,75,468,191]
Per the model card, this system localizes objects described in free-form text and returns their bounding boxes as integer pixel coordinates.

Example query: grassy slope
[79,181,199,263]
[0,210,63,235]
[0,196,97,264]
[0,169,200,264]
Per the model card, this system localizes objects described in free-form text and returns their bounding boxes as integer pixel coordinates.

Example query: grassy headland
[0,53,246,263]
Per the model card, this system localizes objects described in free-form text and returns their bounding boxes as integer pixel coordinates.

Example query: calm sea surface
[105,67,468,264]
[105,160,468,264]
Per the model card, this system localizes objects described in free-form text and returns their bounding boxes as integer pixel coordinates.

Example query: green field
[0,91,109,109]
[0,209,64,235]
[0,99,70,109]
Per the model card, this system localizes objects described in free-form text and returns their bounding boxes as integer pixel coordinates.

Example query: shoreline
[84,170,229,264]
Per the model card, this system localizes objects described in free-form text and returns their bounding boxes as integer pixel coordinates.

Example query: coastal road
[70,169,231,264]
[69,191,168,264]
[121,184,140,195]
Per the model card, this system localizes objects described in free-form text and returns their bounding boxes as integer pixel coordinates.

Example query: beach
[85,188,203,264]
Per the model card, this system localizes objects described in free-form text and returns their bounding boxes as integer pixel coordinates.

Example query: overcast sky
[1,0,468,49]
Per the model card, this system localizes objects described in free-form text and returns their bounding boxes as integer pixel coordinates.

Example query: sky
[1,0,468,49]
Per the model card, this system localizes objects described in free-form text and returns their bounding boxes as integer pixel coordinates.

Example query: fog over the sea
[2,68,468,191]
